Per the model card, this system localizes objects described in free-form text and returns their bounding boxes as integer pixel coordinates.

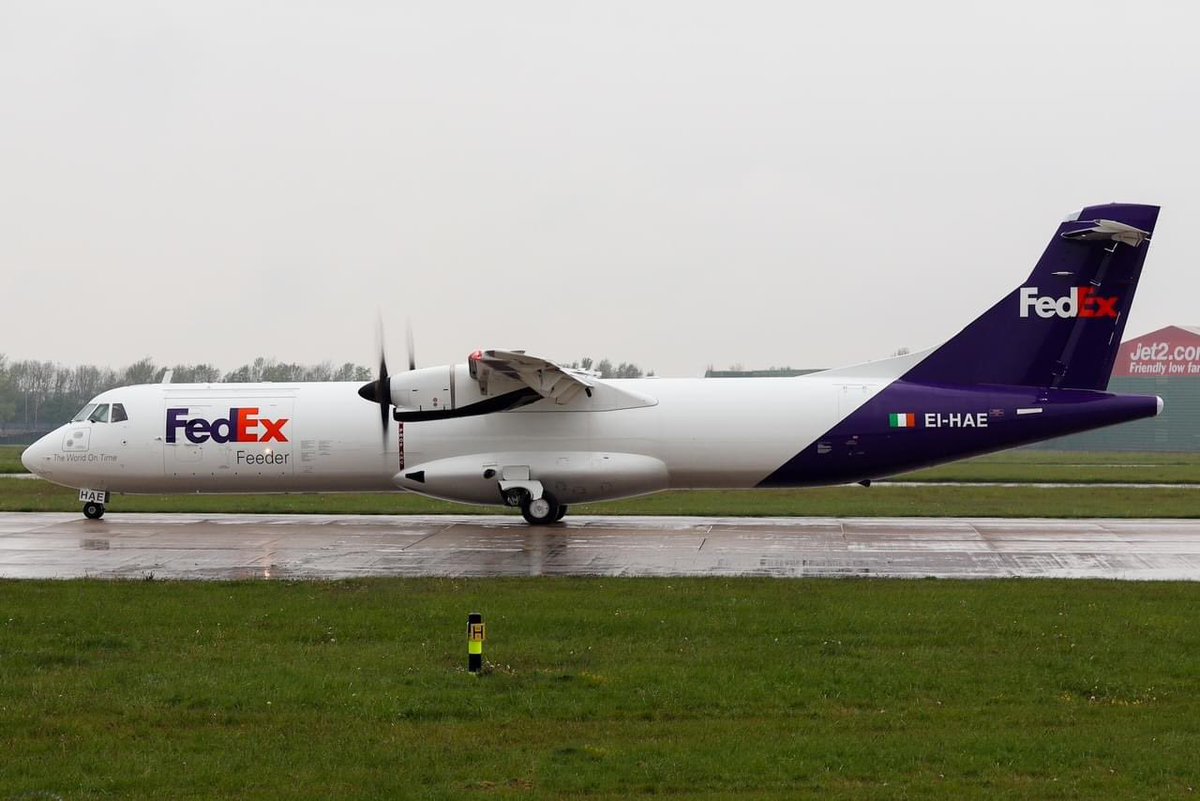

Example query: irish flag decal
[889,412,916,429]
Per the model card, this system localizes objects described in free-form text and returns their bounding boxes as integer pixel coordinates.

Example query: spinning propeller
[357,318,416,442]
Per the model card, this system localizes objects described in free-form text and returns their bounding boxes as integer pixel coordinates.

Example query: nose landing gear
[78,489,109,520]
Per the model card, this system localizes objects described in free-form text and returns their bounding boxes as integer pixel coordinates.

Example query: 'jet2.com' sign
[1115,326,1200,378]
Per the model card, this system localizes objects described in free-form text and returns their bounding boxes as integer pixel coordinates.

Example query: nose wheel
[82,502,106,520]
[520,492,562,525]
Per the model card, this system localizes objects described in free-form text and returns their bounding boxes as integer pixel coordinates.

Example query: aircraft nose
[21,435,51,475]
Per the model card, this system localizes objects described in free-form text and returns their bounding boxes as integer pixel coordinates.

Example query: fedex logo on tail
[166,408,289,444]
[1019,287,1119,319]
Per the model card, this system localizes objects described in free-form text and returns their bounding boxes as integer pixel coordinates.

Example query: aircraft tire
[555,505,568,522]
[83,502,105,520]
[521,493,560,525]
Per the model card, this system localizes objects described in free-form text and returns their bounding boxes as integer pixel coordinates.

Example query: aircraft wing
[471,350,596,405]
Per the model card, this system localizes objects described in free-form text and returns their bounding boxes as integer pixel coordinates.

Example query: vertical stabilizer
[903,203,1159,390]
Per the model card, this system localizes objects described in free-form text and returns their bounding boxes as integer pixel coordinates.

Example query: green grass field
[897,450,1200,484]
[0,445,24,473]
[2,472,1199,518]
[1,578,1197,799]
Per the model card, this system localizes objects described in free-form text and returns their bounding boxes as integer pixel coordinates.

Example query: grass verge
[896,450,1200,484]
[0,445,24,473]
[1,477,1199,517]
[1,578,1197,799]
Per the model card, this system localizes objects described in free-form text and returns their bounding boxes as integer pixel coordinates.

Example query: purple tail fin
[904,203,1159,391]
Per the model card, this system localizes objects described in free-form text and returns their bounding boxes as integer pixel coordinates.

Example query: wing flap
[473,349,595,405]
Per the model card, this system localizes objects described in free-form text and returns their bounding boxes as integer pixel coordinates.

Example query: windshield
[71,403,98,423]
[88,404,110,423]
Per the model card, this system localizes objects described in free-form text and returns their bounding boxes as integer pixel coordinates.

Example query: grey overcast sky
[1,1,1197,377]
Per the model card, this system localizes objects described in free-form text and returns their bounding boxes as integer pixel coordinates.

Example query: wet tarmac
[1,512,1199,580]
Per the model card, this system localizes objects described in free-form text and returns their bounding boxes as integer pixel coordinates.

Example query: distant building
[1033,325,1200,452]
[704,368,825,378]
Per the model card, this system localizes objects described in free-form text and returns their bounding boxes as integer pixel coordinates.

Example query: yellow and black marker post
[467,612,485,673]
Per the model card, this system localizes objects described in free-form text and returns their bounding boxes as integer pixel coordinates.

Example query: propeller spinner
[357,318,416,438]
[356,352,391,432]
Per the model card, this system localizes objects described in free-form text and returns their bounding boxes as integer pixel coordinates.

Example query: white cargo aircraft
[22,204,1164,524]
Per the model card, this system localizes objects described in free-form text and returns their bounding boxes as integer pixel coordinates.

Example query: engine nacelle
[381,358,656,422]
[393,452,670,505]
[388,366,457,413]
[387,365,531,421]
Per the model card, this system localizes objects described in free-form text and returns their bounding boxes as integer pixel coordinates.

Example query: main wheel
[521,492,560,525]
[83,502,105,520]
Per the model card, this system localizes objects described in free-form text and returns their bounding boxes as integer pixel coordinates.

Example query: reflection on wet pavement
[1,512,1198,580]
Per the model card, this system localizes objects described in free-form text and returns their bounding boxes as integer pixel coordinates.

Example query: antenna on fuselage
[160,369,173,384]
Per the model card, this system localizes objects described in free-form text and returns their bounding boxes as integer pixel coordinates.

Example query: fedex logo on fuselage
[166,407,289,444]
[1018,287,1119,319]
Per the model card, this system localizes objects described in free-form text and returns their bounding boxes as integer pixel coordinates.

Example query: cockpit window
[111,403,128,423]
[87,404,111,423]
[71,403,98,423]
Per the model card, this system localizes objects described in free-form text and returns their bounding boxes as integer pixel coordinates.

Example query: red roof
[1114,326,1200,378]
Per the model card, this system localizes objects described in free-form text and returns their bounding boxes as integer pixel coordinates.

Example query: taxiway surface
[1,512,1198,580]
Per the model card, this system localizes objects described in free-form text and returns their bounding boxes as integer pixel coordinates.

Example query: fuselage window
[88,404,111,423]
[111,403,129,423]
[71,403,98,423]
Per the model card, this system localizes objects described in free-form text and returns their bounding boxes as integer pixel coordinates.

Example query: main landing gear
[83,501,106,520]
[503,487,567,525]
[522,495,569,525]
[521,493,570,525]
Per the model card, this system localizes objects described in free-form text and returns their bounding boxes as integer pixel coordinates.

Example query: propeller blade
[378,352,390,431]
[406,319,416,371]
[358,314,393,445]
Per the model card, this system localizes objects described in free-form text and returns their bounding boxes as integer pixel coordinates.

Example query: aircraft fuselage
[22,371,1159,507]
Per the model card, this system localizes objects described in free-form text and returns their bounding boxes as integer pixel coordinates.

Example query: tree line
[568,357,649,379]
[0,354,647,430]
[0,356,374,430]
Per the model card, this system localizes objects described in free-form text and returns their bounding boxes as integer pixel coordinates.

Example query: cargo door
[162,399,221,482]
